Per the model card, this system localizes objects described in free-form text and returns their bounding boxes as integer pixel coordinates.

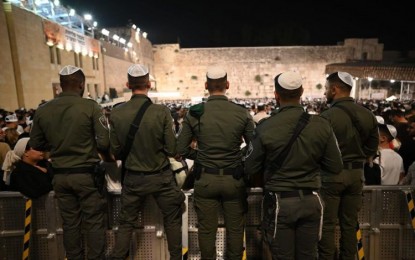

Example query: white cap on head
[375,115,385,124]
[258,102,264,106]
[337,71,354,88]
[276,71,302,90]
[386,124,397,139]
[59,65,81,76]
[206,65,227,80]
[14,137,30,158]
[128,64,149,77]
[5,114,18,123]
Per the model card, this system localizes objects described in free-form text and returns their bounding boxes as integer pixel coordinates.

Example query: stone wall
[153,44,356,99]
[0,3,17,111]
[0,3,386,109]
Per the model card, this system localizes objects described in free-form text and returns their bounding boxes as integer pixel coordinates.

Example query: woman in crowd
[2,137,53,199]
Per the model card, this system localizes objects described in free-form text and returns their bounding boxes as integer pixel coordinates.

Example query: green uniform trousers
[53,173,107,260]
[111,170,185,260]
[318,169,363,260]
[194,173,247,260]
[262,190,323,260]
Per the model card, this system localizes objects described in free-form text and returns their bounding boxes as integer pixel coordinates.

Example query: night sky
[62,0,413,51]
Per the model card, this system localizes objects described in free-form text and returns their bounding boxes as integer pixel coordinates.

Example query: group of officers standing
[28,63,378,260]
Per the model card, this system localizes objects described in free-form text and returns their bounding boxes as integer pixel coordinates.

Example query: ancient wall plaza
[0,2,383,110]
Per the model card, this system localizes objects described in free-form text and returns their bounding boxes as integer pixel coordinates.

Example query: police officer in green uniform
[177,65,255,260]
[244,71,343,259]
[318,72,379,260]
[29,65,110,260]
[110,64,184,260]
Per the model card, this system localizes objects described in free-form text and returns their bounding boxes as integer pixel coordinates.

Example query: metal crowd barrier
[0,186,414,260]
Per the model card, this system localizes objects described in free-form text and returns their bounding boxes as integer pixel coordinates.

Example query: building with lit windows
[0,0,414,111]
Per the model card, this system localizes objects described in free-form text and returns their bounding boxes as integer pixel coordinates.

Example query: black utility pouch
[93,163,107,195]
[233,166,244,180]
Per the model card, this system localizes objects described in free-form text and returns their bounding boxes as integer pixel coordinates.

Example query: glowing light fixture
[112,34,120,41]
[69,9,75,16]
[101,28,110,36]
[84,14,92,21]
[143,32,147,38]
[127,42,133,48]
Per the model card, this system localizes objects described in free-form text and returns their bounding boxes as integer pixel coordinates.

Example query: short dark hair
[60,70,85,88]
[326,72,351,92]
[206,76,227,92]
[128,74,149,90]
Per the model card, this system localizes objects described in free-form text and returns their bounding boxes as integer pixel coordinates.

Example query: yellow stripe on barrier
[404,191,415,230]
[356,223,365,260]
[182,247,188,259]
[23,198,32,260]
[242,229,247,260]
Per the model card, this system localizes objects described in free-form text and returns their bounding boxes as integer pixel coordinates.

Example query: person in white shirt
[375,124,404,185]
[253,102,270,124]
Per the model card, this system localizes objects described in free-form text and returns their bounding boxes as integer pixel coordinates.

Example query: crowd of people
[0,63,414,259]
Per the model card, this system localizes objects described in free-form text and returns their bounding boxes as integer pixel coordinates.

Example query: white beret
[59,65,82,76]
[206,65,227,79]
[386,124,397,139]
[276,71,302,90]
[128,64,149,77]
[375,115,385,124]
[337,71,354,88]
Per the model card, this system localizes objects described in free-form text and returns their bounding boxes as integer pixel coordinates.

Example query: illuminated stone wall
[153,44,368,99]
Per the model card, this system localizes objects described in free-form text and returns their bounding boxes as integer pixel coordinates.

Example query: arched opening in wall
[362,52,368,60]
[52,83,61,98]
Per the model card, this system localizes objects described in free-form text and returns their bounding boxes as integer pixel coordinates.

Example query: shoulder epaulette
[189,103,204,119]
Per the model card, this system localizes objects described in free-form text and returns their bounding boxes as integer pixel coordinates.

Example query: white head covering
[128,64,149,77]
[375,115,385,124]
[59,65,81,76]
[276,71,303,90]
[337,71,354,88]
[2,137,29,185]
[206,65,227,79]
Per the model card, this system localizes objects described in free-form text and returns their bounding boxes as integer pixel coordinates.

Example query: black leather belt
[276,190,314,198]
[343,161,364,170]
[127,165,170,176]
[53,167,94,174]
[203,167,236,175]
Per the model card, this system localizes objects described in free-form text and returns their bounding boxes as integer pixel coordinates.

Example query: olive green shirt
[320,97,379,162]
[109,94,176,172]
[177,95,255,168]
[29,92,110,169]
[244,105,343,192]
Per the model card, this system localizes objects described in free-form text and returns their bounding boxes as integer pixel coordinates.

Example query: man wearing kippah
[245,71,342,259]
[109,64,184,260]
[177,65,255,260]
[318,72,379,260]
[29,65,111,260]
